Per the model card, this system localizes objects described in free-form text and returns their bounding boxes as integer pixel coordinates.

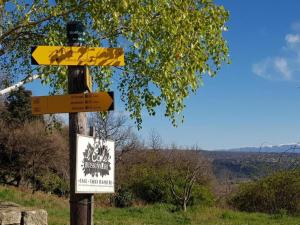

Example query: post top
[67,21,85,45]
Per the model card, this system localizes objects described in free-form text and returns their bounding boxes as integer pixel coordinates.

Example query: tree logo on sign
[81,140,111,177]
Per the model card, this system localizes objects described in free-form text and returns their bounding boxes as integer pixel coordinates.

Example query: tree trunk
[16,174,21,187]
[183,200,187,212]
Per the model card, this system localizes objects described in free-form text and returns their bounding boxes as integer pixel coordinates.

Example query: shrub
[229,169,300,215]
[36,173,69,197]
[188,185,214,206]
[114,187,133,208]
[0,119,68,190]
[116,149,214,210]
[131,176,169,203]
[165,150,213,211]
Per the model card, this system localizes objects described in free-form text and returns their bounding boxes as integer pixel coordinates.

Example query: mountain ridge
[219,143,300,153]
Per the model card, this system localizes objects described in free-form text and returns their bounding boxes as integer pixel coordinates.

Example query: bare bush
[166,150,213,211]
[89,112,144,162]
[148,129,163,150]
[114,148,214,209]
[0,120,68,192]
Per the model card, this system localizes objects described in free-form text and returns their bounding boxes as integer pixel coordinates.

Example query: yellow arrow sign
[31,46,124,66]
[31,92,114,115]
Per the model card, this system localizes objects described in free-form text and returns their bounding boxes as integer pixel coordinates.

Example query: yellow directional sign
[31,92,114,115]
[31,46,124,66]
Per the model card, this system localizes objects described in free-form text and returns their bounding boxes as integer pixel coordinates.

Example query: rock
[0,202,21,208]
[0,201,47,225]
[0,210,22,225]
[0,202,22,225]
[21,209,47,225]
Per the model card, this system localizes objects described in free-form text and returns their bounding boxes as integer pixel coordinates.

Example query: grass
[0,185,69,225]
[0,185,300,225]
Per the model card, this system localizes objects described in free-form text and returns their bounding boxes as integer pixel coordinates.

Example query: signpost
[31,45,124,66]
[31,92,114,114]
[76,135,115,193]
[30,20,124,225]
[67,21,92,225]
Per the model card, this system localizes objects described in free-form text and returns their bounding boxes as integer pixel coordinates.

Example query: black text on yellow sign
[31,92,114,115]
[31,46,125,66]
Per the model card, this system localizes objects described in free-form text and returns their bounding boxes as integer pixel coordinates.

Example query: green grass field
[0,185,299,225]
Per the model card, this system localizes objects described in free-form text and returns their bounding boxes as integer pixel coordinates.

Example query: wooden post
[67,21,93,225]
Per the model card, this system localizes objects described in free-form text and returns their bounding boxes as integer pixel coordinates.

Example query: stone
[21,209,47,225]
[0,201,48,225]
[0,201,22,225]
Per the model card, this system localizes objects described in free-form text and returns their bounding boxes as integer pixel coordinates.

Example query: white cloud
[285,34,300,44]
[274,57,291,79]
[252,57,293,81]
[253,22,300,81]
[252,58,289,80]
[252,59,270,79]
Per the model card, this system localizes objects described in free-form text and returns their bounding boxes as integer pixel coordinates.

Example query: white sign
[76,134,115,193]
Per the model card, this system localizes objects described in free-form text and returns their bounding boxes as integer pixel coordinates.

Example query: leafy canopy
[0,86,36,125]
[0,0,229,128]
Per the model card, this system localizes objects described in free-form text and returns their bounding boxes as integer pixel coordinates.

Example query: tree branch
[167,173,183,202]
[0,0,89,43]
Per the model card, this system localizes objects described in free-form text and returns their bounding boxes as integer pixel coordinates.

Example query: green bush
[36,173,69,196]
[130,176,214,207]
[188,185,214,206]
[131,176,170,203]
[123,164,171,204]
[115,150,213,209]
[114,187,133,208]
[229,169,300,215]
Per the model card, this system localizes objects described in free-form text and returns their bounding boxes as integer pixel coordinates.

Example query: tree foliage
[0,86,38,125]
[0,0,229,127]
[229,169,300,215]
[115,149,213,210]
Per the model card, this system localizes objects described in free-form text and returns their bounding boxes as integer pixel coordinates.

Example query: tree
[166,150,212,211]
[1,86,39,125]
[0,120,69,192]
[148,129,163,150]
[90,112,131,150]
[89,112,144,162]
[0,0,229,128]
[114,148,214,208]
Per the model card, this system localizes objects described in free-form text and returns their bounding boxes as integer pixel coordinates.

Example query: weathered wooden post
[67,21,93,225]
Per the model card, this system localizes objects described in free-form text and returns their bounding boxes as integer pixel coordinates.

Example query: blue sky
[26,1,300,150]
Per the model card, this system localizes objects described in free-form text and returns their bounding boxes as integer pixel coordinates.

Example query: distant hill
[202,150,300,182]
[220,144,300,153]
